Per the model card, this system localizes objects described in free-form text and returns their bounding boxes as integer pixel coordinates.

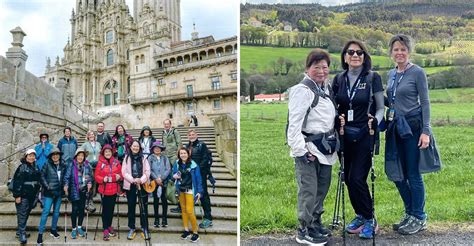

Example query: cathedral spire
[191,22,199,40]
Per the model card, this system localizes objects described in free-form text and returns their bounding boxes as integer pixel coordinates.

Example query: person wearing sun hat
[37,146,67,245]
[148,140,171,228]
[12,148,41,244]
[63,147,93,239]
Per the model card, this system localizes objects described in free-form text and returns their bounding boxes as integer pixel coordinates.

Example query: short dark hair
[97,122,105,126]
[341,40,372,71]
[64,126,72,133]
[389,34,413,54]
[305,48,331,69]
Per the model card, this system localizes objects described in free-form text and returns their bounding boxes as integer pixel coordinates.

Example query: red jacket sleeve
[95,163,105,184]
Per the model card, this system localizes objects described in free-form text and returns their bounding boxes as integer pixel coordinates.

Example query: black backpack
[285,78,336,145]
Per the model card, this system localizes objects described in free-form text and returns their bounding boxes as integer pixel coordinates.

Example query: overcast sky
[0,0,238,77]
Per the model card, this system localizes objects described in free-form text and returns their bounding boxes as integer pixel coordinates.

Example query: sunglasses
[347,49,364,56]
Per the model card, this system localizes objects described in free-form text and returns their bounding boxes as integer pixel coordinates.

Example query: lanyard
[345,75,362,108]
[390,63,411,105]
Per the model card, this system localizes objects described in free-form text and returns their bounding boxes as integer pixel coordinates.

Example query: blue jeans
[394,127,426,220]
[38,196,62,234]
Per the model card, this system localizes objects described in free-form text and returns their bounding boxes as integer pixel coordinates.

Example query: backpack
[285,77,336,145]
[196,142,213,167]
[7,178,14,193]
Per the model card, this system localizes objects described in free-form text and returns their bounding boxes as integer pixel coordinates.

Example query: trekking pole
[340,125,346,246]
[136,184,151,245]
[85,192,89,239]
[64,199,68,243]
[369,117,376,246]
[93,194,103,240]
[116,182,120,239]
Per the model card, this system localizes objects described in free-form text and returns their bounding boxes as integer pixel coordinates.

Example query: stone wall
[211,113,237,177]
[0,54,87,198]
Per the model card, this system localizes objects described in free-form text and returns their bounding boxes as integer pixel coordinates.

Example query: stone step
[0,214,237,235]
[87,196,237,208]
[0,202,237,220]
[0,230,237,245]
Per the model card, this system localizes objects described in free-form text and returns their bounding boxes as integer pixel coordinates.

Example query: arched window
[105,30,113,43]
[104,80,119,106]
[107,49,114,66]
[140,54,145,64]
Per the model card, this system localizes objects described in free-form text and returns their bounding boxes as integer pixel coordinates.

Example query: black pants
[15,196,35,235]
[71,192,87,228]
[344,133,373,220]
[200,166,212,221]
[101,195,117,230]
[153,185,168,223]
[126,185,149,230]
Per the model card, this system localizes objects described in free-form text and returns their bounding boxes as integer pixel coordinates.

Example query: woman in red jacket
[95,144,122,241]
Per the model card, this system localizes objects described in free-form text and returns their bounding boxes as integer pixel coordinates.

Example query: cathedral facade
[44,0,237,127]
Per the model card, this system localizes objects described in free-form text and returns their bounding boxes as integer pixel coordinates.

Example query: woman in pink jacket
[121,140,151,240]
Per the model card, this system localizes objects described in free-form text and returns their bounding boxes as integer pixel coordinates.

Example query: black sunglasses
[347,49,364,56]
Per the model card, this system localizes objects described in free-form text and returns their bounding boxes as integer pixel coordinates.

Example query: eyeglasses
[347,49,364,56]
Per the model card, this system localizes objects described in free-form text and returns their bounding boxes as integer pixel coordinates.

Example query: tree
[249,83,255,101]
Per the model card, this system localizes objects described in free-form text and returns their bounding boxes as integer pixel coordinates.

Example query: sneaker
[108,226,116,237]
[359,219,379,239]
[392,214,411,231]
[37,233,43,245]
[296,227,327,246]
[50,230,60,239]
[16,232,30,238]
[199,219,213,229]
[161,219,168,228]
[77,227,85,237]
[346,215,366,234]
[180,230,191,240]
[191,233,200,243]
[127,229,136,240]
[19,233,27,244]
[71,228,77,239]
[171,206,181,213]
[314,221,332,237]
[398,215,427,235]
[141,228,150,240]
[153,219,160,228]
[103,229,110,241]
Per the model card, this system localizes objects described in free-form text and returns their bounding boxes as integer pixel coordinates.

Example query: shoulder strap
[300,78,322,129]
[366,71,375,115]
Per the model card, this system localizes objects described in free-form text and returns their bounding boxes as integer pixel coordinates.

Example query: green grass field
[240,88,474,235]
[241,45,393,72]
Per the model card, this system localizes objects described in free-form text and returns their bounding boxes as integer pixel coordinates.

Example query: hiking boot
[199,219,213,229]
[50,230,60,239]
[108,226,116,237]
[392,214,411,231]
[19,233,27,244]
[103,229,110,241]
[359,219,379,239]
[180,230,191,240]
[398,215,427,235]
[171,206,181,213]
[71,228,77,239]
[77,227,85,237]
[346,215,366,234]
[37,233,43,245]
[127,229,136,240]
[191,233,200,243]
[296,227,327,245]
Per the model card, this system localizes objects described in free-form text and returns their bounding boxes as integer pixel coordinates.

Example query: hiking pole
[64,199,68,243]
[136,184,151,246]
[85,192,89,239]
[369,117,377,246]
[93,194,103,240]
[116,182,120,239]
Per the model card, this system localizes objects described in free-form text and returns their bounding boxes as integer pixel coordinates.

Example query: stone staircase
[0,126,237,245]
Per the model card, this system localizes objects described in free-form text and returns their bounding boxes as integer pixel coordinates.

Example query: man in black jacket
[37,147,67,245]
[186,129,213,229]
[96,122,112,147]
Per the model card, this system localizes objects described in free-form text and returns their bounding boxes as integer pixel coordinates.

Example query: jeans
[394,126,426,220]
[38,196,62,234]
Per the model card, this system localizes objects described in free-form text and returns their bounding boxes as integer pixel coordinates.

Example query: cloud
[0,0,237,77]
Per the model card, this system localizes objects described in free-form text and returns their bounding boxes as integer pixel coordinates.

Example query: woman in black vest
[332,40,384,239]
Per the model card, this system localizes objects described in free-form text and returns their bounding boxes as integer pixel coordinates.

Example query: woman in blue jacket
[64,147,93,239]
[172,147,203,243]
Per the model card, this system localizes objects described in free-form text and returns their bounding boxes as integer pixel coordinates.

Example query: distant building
[249,19,263,28]
[254,93,286,102]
